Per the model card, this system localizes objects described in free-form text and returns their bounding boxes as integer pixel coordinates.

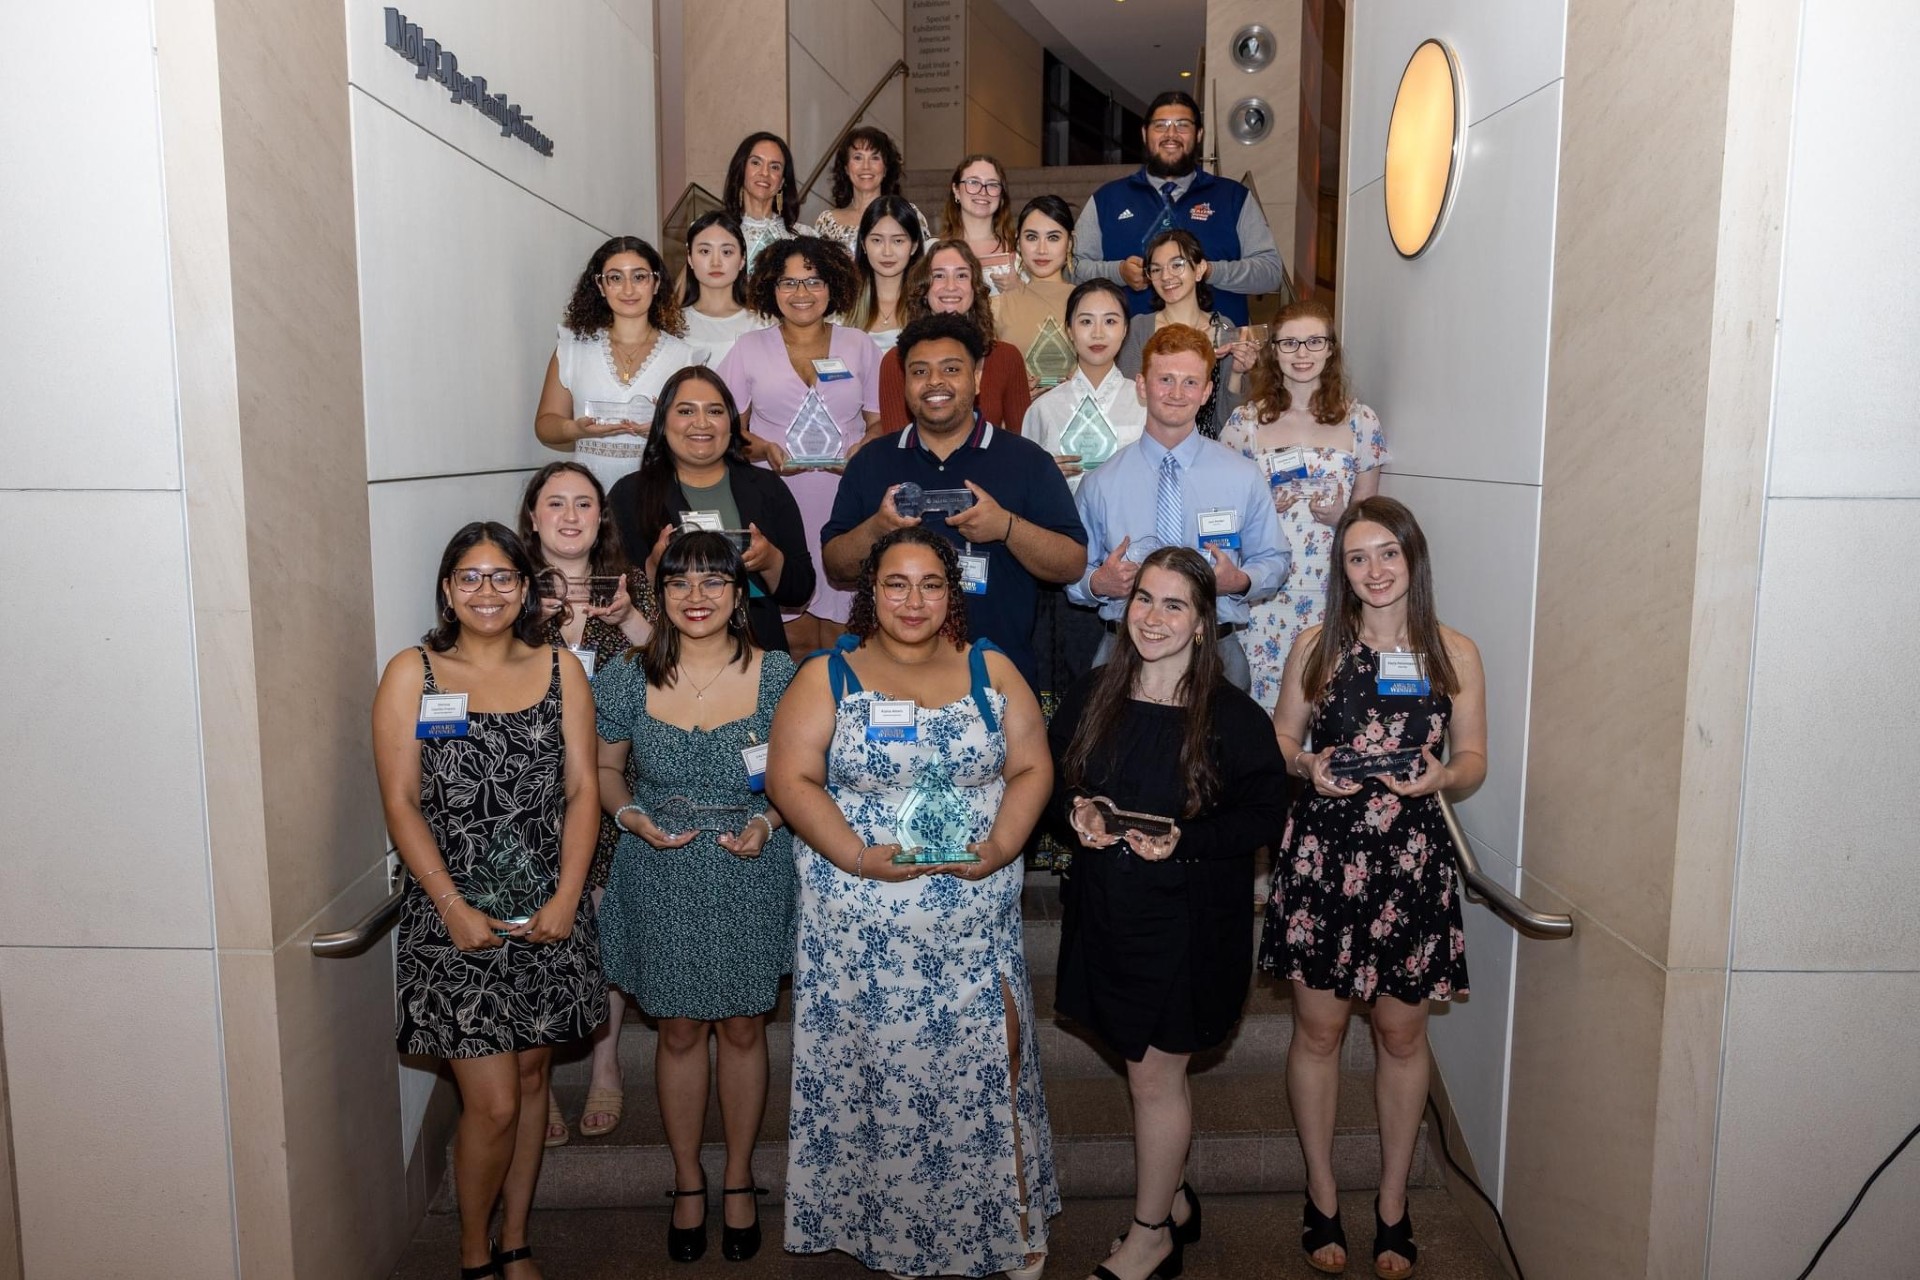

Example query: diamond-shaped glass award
[1024,316,1076,390]
[890,767,980,865]
[466,828,549,926]
[784,388,845,469]
[1058,395,1119,471]
[652,794,754,835]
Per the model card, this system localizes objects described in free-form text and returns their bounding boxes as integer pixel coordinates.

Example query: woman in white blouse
[679,211,767,367]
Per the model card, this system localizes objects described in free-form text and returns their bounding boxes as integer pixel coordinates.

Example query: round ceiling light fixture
[1227,97,1274,145]
[1229,24,1277,73]
[1384,39,1463,259]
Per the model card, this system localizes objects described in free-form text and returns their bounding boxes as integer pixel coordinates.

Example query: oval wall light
[1383,39,1463,259]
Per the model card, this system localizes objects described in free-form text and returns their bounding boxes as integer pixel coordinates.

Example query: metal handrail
[1436,795,1573,940]
[796,59,910,207]
[312,877,406,958]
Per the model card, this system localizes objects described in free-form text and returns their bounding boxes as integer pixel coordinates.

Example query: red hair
[1141,323,1216,376]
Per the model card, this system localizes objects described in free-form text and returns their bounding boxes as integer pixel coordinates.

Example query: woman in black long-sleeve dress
[1050,545,1289,1280]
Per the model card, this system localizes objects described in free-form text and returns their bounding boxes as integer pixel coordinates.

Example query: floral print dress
[1219,404,1390,710]
[1259,643,1469,1004]
[785,641,1059,1276]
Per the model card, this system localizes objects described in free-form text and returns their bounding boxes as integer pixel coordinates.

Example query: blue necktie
[1156,454,1183,549]
[1161,180,1179,207]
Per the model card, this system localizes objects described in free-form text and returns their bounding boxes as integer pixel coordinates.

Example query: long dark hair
[1066,277,1130,329]
[828,125,905,210]
[1015,194,1076,276]
[640,530,754,686]
[678,210,750,309]
[1144,228,1216,314]
[1062,546,1223,817]
[1301,497,1459,703]
[561,236,685,337]
[628,367,753,560]
[517,462,629,579]
[723,132,799,230]
[845,526,970,649]
[423,522,547,653]
[849,196,926,332]
[1247,296,1351,425]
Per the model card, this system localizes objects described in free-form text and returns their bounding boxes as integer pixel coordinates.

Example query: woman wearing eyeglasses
[940,153,1019,295]
[374,522,604,1280]
[1218,298,1389,711]
[593,530,798,1263]
[1114,229,1250,440]
[874,240,1033,433]
[767,526,1058,1280]
[716,237,881,653]
[535,236,697,492]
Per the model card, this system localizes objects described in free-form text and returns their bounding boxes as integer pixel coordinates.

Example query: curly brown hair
[903,240,998,340]
[829,125,905,211]
[561,236,686,337]
[1246,296,1350,426]
[844,526,969,649]
[744,237,860,321]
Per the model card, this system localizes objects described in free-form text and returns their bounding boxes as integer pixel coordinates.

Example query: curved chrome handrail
[1436,795,1573,940]
[796,59,910,206]
[311,886,406,958]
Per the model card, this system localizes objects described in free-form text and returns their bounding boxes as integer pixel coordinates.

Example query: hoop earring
[733,604,749,630]
[441,602,456,623]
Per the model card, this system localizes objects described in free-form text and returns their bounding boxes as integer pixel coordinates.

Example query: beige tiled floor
[391,1190,1509,1279]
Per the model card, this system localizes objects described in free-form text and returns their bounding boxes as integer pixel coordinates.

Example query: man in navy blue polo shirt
[1074,90,1286,325]
[822,313,1087,687]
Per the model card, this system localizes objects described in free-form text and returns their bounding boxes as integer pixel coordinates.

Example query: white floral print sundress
[785,639,1059,1276]
[1218,403,1390,710]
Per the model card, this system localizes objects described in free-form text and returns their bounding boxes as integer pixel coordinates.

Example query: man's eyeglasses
[957,177,1005,196]
[597,269,659,289]
[1273,335,1334,354]
[1147,119,1198,135]
[453,569,525,593]
[776,276,828,294]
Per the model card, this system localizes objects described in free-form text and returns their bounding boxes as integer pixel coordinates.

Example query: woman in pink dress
[717,237,882,652]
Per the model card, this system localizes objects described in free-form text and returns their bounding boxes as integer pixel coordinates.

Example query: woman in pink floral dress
[1258,496,1485,1280]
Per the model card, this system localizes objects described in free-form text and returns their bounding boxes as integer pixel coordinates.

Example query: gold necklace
[681,660,731,700]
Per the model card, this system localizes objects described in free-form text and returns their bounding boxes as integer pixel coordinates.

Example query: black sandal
[1091,1214,1185,1280]
[490,1243,534,1275]
[1371,1198,1417,1279]
[458,1240,501,1279]
[666,1183,708,1263]
[1302,1193,1348,1275]
[721,1184,766,1261]
[1109,1183,1203,1253]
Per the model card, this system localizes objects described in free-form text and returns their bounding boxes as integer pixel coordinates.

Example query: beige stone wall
[965,0,1042,166]
[1205,0,1302,290]
[790,0,907,221]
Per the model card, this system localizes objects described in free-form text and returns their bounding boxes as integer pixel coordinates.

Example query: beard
[1145,147,1199,180]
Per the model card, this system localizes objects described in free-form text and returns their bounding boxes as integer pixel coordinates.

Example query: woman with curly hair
[767,525,1059,1279]
[940,153,1019,294]
[722,131,805,270]
[534,236,696,490]
[1219,297,1389,709]
[811,125,928,256]
[874,239,1033,433]
[715,236,881,651]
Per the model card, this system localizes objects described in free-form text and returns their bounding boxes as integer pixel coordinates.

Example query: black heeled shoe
[720,1184,766,1261]
[666,1182,708,1263]
[1091,1214,1184,1280]
[458,1239,501,1278]
[1302,1193,1348,1275]
[1371,1198,1417,1279]
[1171,1182,1202,1247]
[490,1243,534,1276]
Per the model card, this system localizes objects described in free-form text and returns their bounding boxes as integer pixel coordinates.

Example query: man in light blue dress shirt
[1067,323,1287,691]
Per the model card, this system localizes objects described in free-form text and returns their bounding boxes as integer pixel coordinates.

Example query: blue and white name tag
[811,357,854,382]
[1196,507,1242,553]
[867,699,919,742]
[417,692,470,739]
[680,509,724,532]
[959,549,989,595]
[1263,446,1309,485]
[741,741,769,793]
[569,646,598,679]
[1376,651,1431,697]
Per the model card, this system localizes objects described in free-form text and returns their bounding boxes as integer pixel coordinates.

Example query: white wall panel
[1767,0,1920,499]
[1342,84,1562,489]
[368,471,541,664]
[1426,836,1519,1199]
[0,0,182,491]
[345,0,657,240]
[1347,0,1567,189]
[789,0,907,222]
[353,95,611,482]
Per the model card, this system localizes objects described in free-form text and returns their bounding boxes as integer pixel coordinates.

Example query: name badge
[959,549,990,596]
[569,646,597,679]
[416,692,470,739]
[680,509,724,532]
[1196,507,1242,553]
[1264,446,1309,485]
[867,699,919,742]
[741,741,770,792]
[1376,651,1431,697]
[811,357,853,381]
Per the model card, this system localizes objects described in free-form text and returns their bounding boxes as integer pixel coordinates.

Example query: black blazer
[607,458,816,653]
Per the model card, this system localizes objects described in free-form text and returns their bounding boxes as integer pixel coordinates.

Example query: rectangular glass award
[582,398,653,428]
[784,388,846,469]
[652,794,755,835]
[1087,795,1178,839]
[1326,745,1426,781]
[467,828,549,926]
[892,482,977,518]
[1059,395,1119,471]
[1024,316,1076,390]
[890,767,980,865]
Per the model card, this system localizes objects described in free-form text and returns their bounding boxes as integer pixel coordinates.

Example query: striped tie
[1156,453,1183,549]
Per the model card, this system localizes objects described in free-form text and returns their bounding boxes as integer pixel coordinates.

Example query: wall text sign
[383,8,556,157]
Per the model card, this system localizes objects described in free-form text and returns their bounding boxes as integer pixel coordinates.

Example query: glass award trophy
[784,389,846,469]
[890,767,980,865]
[892,482,977,519]
[582,397,653,428]
[1327,745,1426,781]
[1024,316,1076,390]
[1086,795,1178,840]
[1122,535,1165,563]
[652,794,754,836]
[467,828,549,927]
[1058,396,1120,471]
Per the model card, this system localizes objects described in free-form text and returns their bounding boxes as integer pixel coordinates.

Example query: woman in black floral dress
[374,521,605,1280]
[1259,497,1486,1280]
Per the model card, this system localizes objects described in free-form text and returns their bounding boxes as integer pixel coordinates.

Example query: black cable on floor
[1792,1119,1919,1279]
[1423,1095,1527,1280]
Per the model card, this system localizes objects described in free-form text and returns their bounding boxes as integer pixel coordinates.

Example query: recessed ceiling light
[1179,70,1192,78]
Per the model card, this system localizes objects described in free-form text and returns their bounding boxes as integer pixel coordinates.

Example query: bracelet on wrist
[433,888,461,907]
[748,813,773,840]
[614,802,645,830]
